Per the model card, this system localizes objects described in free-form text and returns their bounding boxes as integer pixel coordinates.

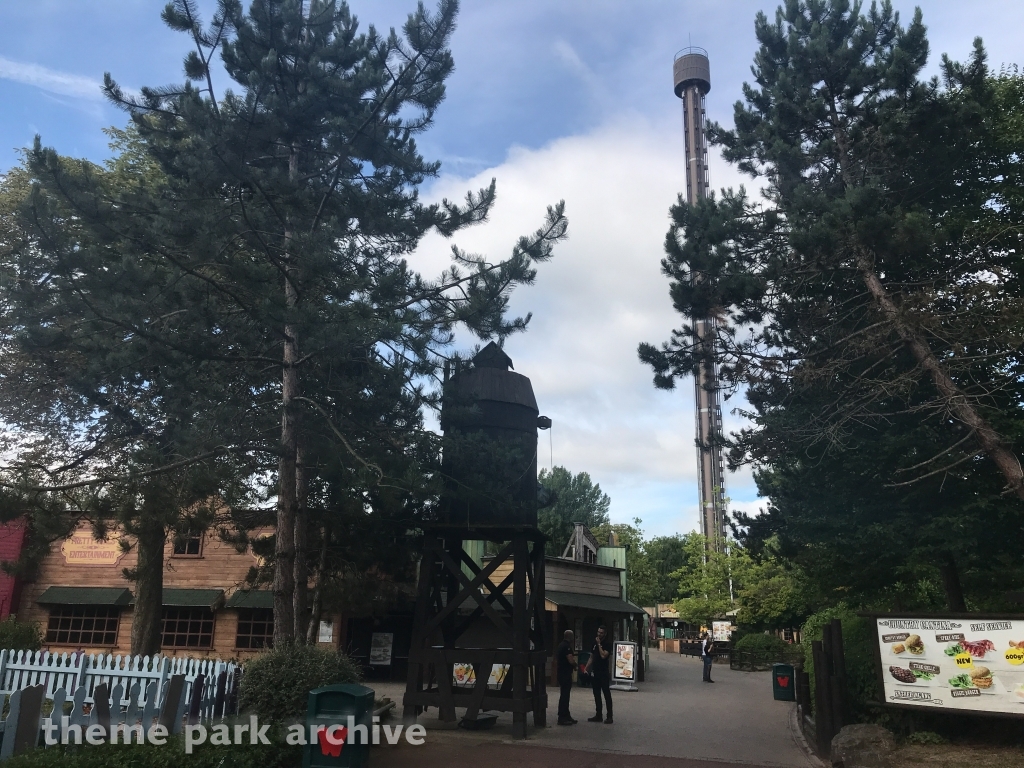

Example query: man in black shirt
[701,631,715,683]
[555,630,578,725]
[586,625,613,723]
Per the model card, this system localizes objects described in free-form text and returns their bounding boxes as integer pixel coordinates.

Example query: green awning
[544,590,645,616]
[225,590,274,609]
[161,589,224,608]
[36,586,133,606]
[128,589,224,608]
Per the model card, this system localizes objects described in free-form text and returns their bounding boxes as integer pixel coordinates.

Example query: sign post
[870,613,1024,716]
[610,641,639,692]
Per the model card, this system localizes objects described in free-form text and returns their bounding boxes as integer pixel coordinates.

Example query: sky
[1,0,1022,538]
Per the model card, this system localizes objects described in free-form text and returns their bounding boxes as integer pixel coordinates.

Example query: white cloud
[414,114,761,537]
[0,55,102,101]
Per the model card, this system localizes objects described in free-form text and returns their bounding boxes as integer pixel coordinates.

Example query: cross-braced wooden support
[403,527,547,738]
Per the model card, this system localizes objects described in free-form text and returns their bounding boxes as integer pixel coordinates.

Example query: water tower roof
[473,341,514,370]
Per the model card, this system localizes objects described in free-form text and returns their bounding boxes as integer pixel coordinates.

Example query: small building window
[162,607,214,648]
[236,608,274,649]
[46,606,120,646]
[172,533,203,557]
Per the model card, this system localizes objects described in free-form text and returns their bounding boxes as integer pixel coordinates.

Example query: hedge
[239,644,361,724]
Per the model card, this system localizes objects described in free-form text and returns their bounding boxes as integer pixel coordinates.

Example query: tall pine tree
[23,0,567,645]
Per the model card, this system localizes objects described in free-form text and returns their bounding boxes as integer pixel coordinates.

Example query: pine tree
[0,154,258,654]
[25,0,567,644]
[640,1,1024,500]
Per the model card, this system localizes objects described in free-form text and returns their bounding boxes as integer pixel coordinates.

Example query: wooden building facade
[15,525,342,659]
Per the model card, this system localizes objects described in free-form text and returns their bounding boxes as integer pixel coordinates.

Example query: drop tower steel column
[673,48,727,551]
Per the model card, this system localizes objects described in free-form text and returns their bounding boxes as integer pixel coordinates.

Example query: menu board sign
[613,641,636,681]
[874,616,1024,715]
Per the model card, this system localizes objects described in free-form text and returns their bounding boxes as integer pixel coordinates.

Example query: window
[46,606,120,646]
[172,533,203,557]
[161,607,214,648]
[235,608,274,649]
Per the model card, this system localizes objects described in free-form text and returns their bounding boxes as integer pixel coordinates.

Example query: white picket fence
[0,649,239,711]
[0,650,242,759]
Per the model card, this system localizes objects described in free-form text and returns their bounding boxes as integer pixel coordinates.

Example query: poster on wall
[613,642,636,681]
[317,621,334,643]
[873,615,1024,716]
[369,632,394,666]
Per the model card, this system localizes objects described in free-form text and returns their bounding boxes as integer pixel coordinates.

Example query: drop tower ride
[673,48,727,551]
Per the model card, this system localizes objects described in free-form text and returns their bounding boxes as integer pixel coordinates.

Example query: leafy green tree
[591,518,656,606]
[644,535,690,604]
[670,533,809,630]
[671,533,738,626]
[23,0,567,645]
[537,466,610,552]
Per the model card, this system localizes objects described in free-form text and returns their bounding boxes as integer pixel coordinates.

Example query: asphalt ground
[369,651,819,768]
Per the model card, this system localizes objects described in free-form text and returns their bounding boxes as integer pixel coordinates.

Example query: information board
[873,615,1024,715]
[712,621,733,642]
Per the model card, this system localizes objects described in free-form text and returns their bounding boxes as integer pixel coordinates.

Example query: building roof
[225,590,274,609]
[36,586,133,606]
[544,590,645,616]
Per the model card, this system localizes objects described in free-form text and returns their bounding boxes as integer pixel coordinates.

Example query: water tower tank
[439,343,541,529]
[673,47,711,98]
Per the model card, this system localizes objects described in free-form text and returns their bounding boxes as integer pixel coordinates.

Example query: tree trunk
[305,528,329,645]
[940,552,967,612]
[274,148,301,646]
[293,442,309,643]
[856,255,1024,501]
[131,513,165,656]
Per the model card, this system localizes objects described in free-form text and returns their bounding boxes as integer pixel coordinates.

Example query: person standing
[556,630,579,725]
[586,625,613,724]
[701,631,715,683]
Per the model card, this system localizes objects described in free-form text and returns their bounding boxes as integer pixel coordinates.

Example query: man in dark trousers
[556,629,578,725]
[586,625,613,723]
[701,631,715,683]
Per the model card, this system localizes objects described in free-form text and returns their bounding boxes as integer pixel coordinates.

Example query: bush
[733,633,790,656]
[240,644,361,723]
[0,617,42,651]
[802,604,877,721]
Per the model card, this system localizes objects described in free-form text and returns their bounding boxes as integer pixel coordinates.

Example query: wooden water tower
[403,342,549,737]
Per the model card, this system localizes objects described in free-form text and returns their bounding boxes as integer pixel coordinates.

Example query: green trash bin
[772,663,796,702]
[303,683,375,768]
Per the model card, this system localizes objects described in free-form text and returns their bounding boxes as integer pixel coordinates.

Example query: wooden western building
[486,526,646,683]
[12,524,343,659]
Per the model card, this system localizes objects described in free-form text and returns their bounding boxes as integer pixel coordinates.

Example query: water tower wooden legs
[402,528,547,738]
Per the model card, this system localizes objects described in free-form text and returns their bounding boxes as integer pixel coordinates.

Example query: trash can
[772,663,796,702]
[303,683,375,768]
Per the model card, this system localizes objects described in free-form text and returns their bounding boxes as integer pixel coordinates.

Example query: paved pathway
[370,651,818,768]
